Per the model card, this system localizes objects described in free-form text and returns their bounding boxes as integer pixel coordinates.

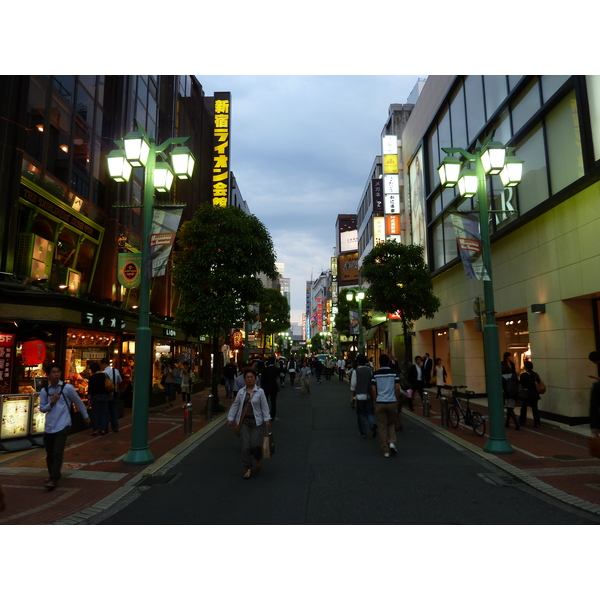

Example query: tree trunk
[211,336,224,412]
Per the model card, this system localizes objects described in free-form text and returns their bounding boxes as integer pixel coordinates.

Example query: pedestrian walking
[262,356,280,420]
[179,361,192,408]
[162,360,177,408]
[422,353,433,387]
[407,356,425,412]
[299,361,311,395]
[590,380,600,439]
[314,357,323,384]
[350,354,377,438]
[227,369,271,479]
[337,357,346,381]
[371,354,401,457]
[324,355,333,380]
[278,359,286,387]
[39,363,90,490]
[287,357,297,387]
[223,358,237,399]
[519,360,542,427]
[433,357,448,399]
[88,362,110,435]
[501,352,520,430]
[101,357,121,433]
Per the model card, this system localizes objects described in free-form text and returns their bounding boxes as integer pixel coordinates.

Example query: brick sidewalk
[405,391,600,515]
[0,390,232,525]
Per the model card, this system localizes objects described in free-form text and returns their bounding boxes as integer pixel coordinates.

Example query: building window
[545,89,584,193]
[586,76,600,162]
[483,75,508,120]
[510,78,541,134]
[514,122,548,213]
[464,75,486,144]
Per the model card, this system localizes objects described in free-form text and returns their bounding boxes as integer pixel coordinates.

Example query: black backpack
[43,383,73,417]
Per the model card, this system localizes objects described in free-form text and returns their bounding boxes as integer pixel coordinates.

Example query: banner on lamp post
[148,206,184,277]
[118,253,141,288]
[450,211,490,281]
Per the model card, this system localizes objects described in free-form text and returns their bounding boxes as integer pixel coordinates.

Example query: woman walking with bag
[227,369,271,479]
[501,352,520,430]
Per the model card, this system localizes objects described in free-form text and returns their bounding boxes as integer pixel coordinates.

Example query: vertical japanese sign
[450,211,490,281]
[148,206,184,277]
[372,178,383,212]
[213,92,231,207]
[0,333,15,395]
[331,256,338,330]
[382,136,400,236]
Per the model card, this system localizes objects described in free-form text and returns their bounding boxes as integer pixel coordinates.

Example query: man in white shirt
[40,363,90,489]
[337,357,346,382]
[101,358,122,433]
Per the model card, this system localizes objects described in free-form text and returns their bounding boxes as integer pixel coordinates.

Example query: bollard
[422,390,430,418]
[440,396,448,427]
[206,393,213,421]
[184,401,193,435]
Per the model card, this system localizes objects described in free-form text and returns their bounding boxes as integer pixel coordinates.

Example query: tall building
[0,75,221,407]
[401,75,600,425]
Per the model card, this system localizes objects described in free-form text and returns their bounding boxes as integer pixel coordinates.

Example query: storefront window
[545,89,584,194]
[15,341,56,394]
[154,340,173,387]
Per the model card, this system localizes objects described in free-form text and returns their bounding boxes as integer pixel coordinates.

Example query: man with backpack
[100,357,122,433]
[39,363,90,490]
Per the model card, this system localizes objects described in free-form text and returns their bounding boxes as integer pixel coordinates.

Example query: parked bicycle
[444,385,486,437]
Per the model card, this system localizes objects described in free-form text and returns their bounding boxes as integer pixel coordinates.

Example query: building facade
[0,75,219,410]
[401,75,600,425]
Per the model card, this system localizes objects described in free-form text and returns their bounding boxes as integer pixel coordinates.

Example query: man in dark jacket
[422,353,433,387]
[407,356,424,412]
[262,357,280,420]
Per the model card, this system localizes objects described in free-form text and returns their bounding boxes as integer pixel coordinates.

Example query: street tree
[172,204,278,405]
[361,240,440,364]
[259,287,291,354]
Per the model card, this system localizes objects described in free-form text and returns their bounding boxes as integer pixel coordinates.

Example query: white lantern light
[457,168,478,198]
[171,145,196,179]
[154,162,174,192]
[107,149,132,182]
[356,291,365,301]
[123,130,151,167]
[437,156,462,187]
[481,141,506,175]
[499,156,524,187]
[346,291,354,302]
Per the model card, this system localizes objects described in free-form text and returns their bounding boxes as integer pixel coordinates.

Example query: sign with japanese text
[83,312,126,330]
[212,92,231,207]
[1,394,31,439]
[0,334,15,395]
[386,215,401,236]
[372,179,383,212]
[340,253,359,283]
[373,216,385,245]
[383,154,398,174]
[450,211,489,281]
[382,135,398,155]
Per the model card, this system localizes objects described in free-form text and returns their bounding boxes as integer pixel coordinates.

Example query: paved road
[99,376,599,525]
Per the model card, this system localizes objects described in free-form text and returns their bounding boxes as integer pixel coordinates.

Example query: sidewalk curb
[52,413,229,525]
[404,409,600,518]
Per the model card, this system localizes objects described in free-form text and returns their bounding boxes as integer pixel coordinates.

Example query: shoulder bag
[534,372,547,395]
[232,393,253,437]
[104,373,115,394]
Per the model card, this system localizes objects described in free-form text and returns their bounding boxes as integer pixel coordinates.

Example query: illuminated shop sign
[212,92,231,207]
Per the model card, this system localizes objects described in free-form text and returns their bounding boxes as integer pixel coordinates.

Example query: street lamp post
[346,289,365,356]
[438,134,523,455]
[107,122,195,465]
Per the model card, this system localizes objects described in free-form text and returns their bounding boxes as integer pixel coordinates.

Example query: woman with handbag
[227,369,271,479]
[501,352,520,430]
[519,360,542,427]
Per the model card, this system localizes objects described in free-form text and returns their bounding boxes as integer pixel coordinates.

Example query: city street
[98,376,599,526]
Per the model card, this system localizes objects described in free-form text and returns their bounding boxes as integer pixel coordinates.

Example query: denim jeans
[108,399,119,432]
[356,399,376,436]
[225,378,235,398]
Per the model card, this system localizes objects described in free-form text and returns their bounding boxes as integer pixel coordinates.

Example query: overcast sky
[198,75,423,325]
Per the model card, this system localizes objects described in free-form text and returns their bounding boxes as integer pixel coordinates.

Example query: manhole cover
[137,473,178,486]
[552,454,578,461]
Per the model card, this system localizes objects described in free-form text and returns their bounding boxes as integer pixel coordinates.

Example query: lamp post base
[483,437,514,455]
[123,447,155,465]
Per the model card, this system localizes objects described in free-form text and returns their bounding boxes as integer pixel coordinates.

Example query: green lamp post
[346,289,366,355]
[438,134,523,455]
[107,122,195,465]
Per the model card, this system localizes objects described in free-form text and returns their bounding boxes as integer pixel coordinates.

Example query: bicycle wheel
[472,412,486,437]
[448,405,460,428]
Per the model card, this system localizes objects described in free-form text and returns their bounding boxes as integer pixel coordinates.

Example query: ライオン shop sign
[212,92,231,207]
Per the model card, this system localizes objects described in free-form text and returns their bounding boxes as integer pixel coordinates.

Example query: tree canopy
[259,287,291,338]
[361,241,440,361]
[172,204,278,340]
